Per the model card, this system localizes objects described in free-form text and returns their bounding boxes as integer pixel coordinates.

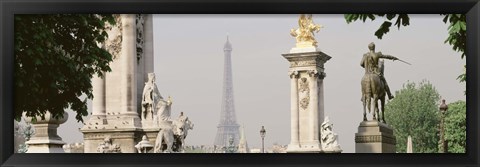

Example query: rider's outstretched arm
[379,52,398,61]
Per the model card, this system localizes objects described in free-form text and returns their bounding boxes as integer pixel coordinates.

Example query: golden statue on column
[290,14,324,48]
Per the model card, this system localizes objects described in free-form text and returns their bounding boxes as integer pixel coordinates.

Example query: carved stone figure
[156,96,173,123]
[320,117,342,152]
[173,114,194,152]
[360,42,399,123]
[141,73,162,121]
[290,14,324,48]
[154,125,174,153]
[97,137,121,153]
[153,114,194,153]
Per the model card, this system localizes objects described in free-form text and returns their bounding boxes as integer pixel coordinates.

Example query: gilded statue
[290,14,323,48]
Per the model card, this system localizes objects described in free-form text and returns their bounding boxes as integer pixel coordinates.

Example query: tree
[14,120,34,153]
[14,14,115,122]
[384,80,440,153]
[444,100,466,153]
[344,14,466,87]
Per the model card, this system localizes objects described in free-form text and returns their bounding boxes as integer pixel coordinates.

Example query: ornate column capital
[308,70,326,79]
[308,69,318,77]
[289,70,299,79]
[319,72,326,79]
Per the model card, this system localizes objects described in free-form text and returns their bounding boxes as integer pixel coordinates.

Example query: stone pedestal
[82,130,145,153]
[355,121,396,153]
[24,111,68,153]
[282,49,331,153]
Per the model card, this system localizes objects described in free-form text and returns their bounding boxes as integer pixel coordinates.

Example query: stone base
[26,139,66,153]
[289,46,319,54]
[355,121,396,153]
[286,142,322,153]
[82,129,143,153]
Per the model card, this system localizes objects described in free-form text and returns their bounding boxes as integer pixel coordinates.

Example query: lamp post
[439,99,448,153]
[260,126,266,153]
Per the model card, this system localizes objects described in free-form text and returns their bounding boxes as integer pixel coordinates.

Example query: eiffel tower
[214,36,240,147]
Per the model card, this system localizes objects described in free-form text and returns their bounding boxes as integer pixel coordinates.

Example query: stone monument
[283,14,331,153]
[81,14,194,153]
[355,42,404,153]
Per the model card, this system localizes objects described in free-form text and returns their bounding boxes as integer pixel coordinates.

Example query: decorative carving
[298,77,310,109]
[289,70,299,79]
[136,14,145,63]
[308,69,319,77]
[299,77,309,93]
[97,137,122,153]
[290,60,316,67]
[105,14,122,59]
[300,96,310,110]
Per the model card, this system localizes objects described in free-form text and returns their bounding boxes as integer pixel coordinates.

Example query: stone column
[92,75,106,118]
[287,71,300,150]
[308,70,319,143]
[282,51,331,153]
[121,14,139,118]
[143,14,154,74]
[318,73,325,137]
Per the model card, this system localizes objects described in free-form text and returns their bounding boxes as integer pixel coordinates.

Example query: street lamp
[260,126,266,153]
[439,99,448,153]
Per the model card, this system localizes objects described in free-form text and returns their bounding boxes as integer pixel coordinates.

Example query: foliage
[14,14,115,122]
[444,100,466,153]
[384,80,440,153]
[14,120,34,153]
[344,14,466,89]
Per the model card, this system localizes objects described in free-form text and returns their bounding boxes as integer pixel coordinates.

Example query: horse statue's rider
[361,42,398,100]
[360,42,400,122]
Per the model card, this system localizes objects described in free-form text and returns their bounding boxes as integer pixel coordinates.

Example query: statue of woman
[141,73,162,120]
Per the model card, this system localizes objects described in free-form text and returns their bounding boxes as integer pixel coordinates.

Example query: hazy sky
[57,14,465,153]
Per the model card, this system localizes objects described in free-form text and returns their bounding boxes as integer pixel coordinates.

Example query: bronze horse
[361,61,387,123]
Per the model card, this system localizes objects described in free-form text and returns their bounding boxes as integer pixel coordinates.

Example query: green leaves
[345,14,410,39]
[384,80,440,153]
[375,21,392,39]
[14,14,115,122]
[444,100,466,153]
